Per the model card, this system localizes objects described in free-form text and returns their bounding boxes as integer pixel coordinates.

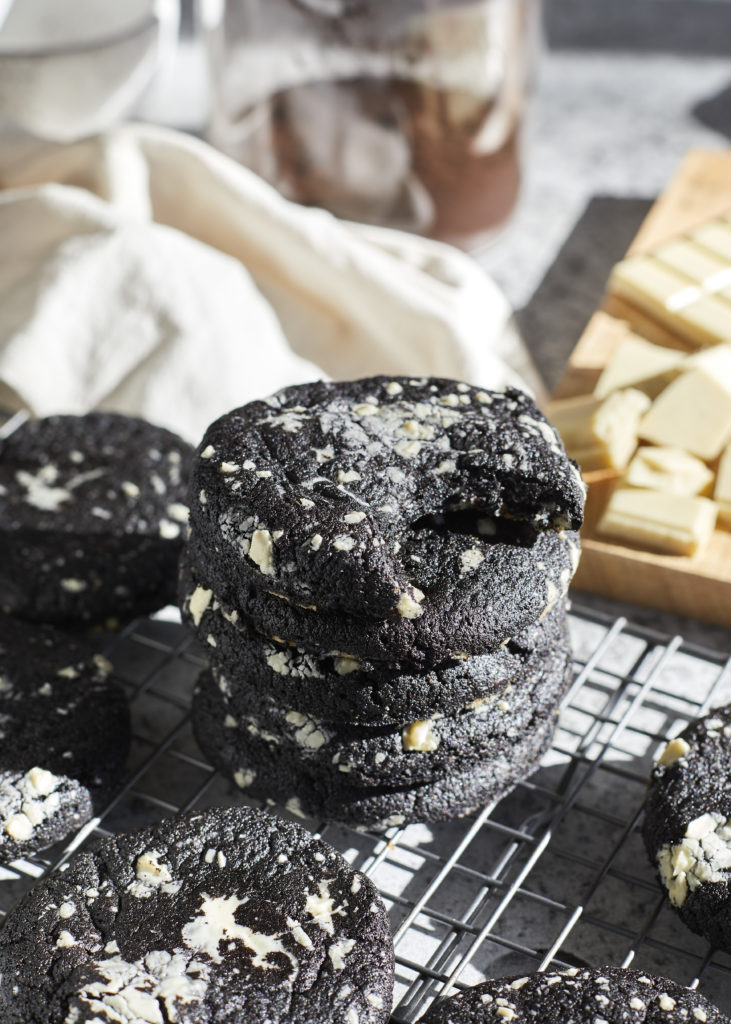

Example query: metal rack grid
[0,601,730,1021]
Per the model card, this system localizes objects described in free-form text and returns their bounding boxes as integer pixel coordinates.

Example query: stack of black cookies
[181,377,585,829]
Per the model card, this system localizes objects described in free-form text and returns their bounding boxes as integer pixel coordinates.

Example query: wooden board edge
[629,149,731,254]
[572,539,731,630]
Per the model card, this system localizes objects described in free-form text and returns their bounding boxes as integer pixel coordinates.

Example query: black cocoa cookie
[183,565,569,723]
[643,707,731,953]
[419,967,729,1023]
[192,660,569,828]
[181,532,578,666]
[187,377,584,635]
[0,413,193,625]
[195,635,572,790]
[0,806,394,1024]
[0,613,130,863]
[0,534,187,629]
[195,706,559,830]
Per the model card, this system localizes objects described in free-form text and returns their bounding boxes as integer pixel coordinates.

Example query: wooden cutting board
[551,150,731,629]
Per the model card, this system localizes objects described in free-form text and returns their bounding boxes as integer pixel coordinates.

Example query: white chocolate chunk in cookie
[249,529,275,575]
[188,586,213,627]
[396,589,424,619]
[657,812,731,907]
[402,720,440,752]
[658,737,690,766]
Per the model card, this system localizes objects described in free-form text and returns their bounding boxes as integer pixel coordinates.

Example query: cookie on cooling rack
[193,632,572,792]
[0,613,129,863]
[0,806,394,1024]
[192,700,556,827]
[186,377,584,657]
[0,412,193,625]
[419,967,729,1023]
[193,705,561,831]
[181,563,569,724]
[191,639,572,828]
[643,706,731,953]
[181,530,578,668]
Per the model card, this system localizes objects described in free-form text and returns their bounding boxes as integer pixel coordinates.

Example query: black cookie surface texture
[192,663,568,828]
[188,377,584,633]
[0,613,130,863]
[0,413,193,624]
[0,533,187,627]
[196,634,572,790]
[181,533,577,666]
[643,706,731,953]
[0,806,394,1024]
[419,967,729,1023]
[195,705,558,830]
[183,563,569,723]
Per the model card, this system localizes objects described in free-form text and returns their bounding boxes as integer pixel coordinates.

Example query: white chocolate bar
[597,487,718,556]
[654,239,731,296]
[549,389,650,472]
[594,334,686,399]
[691,221,731,263]
[610,232,731,347]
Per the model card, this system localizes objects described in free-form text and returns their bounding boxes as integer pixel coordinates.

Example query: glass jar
[201,0,539,248]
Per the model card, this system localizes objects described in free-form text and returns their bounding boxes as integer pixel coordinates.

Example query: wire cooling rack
[0,601,729,1019]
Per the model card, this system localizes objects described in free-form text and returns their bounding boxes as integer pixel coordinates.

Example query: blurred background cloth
[0,125,538,442]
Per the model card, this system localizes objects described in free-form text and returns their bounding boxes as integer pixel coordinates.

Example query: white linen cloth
[0,124,539,442]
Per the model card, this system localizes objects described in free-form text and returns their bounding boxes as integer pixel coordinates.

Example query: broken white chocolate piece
[625,446,714,497]
[639,369,731,460]
[594,335,686,399]
[549,389,650,472]
[597,487,718,556]
[402,720,440,752]
[396,589,424,619]
[658,736,691,766]
[684,343,731,393]
[715,443,731,527]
